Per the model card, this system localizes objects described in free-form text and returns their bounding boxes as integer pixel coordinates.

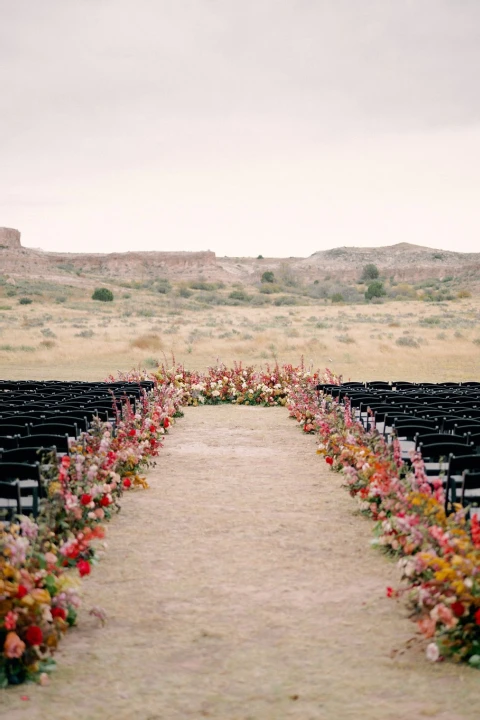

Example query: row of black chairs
[0,380,154,519]
[316,381,480,516]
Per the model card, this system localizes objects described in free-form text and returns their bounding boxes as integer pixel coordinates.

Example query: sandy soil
[2,406,479,720]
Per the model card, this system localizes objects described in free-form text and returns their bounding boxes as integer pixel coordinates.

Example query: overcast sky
[1,1,480,257]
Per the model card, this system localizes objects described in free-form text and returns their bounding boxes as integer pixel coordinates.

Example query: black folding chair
[17,433,70,454]
[0,480,22,519]
[0,435,20,449]
[0,462,42,517]
[29,422,78,437]
[460,470,480,514]
[444,453,480,514]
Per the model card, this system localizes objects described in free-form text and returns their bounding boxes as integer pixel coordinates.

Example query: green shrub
[261,271,275,284]
[228,289,251,302]
[18,297,33,305]
[330,293,344,303]
[92,288,114,302]
[361,264,379,281]
[178,286,193,298]
[365,281,386,301]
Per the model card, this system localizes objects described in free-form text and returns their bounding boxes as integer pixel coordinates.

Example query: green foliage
[261,271,275,284]
[228,289,251,302]
[259,283,281,294]
[365,280,386,301]
[330,292,344,303]
[18,297,33,305]
[257,254,264,259]
[156,279,172,294]
[92,287,114,302]
[361,263,380,281]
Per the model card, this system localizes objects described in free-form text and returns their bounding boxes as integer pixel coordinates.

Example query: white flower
[426,643,440,662]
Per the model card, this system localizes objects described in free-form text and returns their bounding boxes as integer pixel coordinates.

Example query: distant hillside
[1,228,479,292]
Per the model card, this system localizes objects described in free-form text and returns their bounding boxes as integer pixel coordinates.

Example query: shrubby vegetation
[92,288,114,302]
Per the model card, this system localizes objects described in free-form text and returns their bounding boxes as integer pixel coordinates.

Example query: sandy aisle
[2,406,479,720]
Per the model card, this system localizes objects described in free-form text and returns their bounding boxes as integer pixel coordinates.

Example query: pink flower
[4,611,18,631]
[4,632,25,658]
[426,643,440,662]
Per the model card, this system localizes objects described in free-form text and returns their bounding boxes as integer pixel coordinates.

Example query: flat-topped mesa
[0,228,21,249]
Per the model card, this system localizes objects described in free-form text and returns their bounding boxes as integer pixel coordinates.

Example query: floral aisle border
[287,382,480,668]
[1,377,181,686]
[2,360,479,687]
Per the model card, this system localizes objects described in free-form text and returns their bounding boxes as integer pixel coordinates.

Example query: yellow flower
[31,588,51,605]
[48,482,62,497]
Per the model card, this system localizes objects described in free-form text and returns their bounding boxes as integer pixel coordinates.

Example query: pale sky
[1,1,480,257]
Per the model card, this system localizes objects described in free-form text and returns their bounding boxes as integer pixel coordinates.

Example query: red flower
[51,607,67,621]
[128,428,136,437]
[61,455,71,468]
[123,478,132,489]
[80,493,92,506]
[451,601,465,618]
[325,456,334,465]
[149,424,156,433]
[163,418,170,429]
[475,608,480,625]
[77,560,91,577]
[25,625,43,646]
[100,495,111,507]
[16,585,28,599]
[386,587,395,598]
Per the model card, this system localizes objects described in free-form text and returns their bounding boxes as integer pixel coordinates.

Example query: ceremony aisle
[3,406,479,720]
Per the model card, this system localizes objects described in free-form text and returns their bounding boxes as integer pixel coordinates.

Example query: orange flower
[4,632,26,658]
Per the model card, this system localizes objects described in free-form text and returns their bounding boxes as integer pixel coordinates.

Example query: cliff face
[0,228,21,249]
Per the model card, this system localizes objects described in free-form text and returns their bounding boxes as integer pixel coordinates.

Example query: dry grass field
[0,280,479,381]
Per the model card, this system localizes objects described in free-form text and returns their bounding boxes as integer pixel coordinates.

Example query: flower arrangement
[287,382,480,668]
[1,377,183,686]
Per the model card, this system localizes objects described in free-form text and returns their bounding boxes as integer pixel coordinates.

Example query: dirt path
[2,406,479,720]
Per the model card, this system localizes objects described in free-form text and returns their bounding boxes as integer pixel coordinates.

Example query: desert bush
[92,288,114,302]
[75,329,94,338]
[130,333,163,350]
[39,339,56,349]
[19,297,33,305]
[55,296,67,303]
[6,289,16,297]
[41,328,57,338]
[0,344,35,352]
[365,281,386,301]
[395,335,419,348]
[188,280,218,291]
[457,289,472,299]
[259,284,281,294]
[156,279,172,294]
[330,293,344,303]
[336,334,355,344]
[261,271,275,284]
[143,356,159,367]
[361,263,379,281]
[273,295,298,306]
[228,289,251,302]
[178,286,193,298]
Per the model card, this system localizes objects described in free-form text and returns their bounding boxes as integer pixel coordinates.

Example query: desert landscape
[1,229,479,382]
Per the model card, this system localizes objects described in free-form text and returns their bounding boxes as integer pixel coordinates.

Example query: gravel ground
[2,405,479,720]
